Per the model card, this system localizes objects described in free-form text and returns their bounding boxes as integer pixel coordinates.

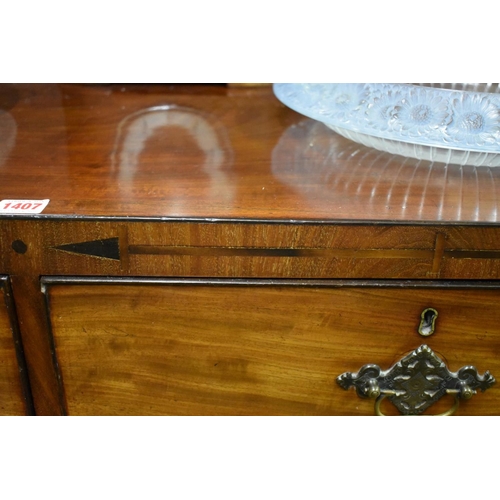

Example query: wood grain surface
[45,280,500,416]
[0,278,28,415]
[1,83,500,222]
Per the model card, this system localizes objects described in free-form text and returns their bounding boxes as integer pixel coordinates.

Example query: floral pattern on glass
[445,94,500,146]
[396,87,451,138]
[273,83,500,152]
[364,84,403,132]
[305,83,369,124]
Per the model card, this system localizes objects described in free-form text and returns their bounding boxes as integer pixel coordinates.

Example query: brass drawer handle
[375,393,459,416]
[337,345,495,415]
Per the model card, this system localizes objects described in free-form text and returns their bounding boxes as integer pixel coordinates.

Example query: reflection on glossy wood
[46,282,500,416]
[2,83,500,222]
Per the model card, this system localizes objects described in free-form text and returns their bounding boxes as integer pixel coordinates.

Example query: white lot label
[0,199,50,214]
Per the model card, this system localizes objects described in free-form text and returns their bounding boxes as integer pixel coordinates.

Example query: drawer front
[0,277,31,415]
[44,279,500,416]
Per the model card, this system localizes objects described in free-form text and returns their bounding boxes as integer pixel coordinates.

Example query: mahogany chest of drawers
[1,83,499,415]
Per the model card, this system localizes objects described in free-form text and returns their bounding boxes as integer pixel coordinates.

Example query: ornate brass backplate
[337,345,496,415]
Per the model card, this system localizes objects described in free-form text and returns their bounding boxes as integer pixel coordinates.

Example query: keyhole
[418,308,438,337]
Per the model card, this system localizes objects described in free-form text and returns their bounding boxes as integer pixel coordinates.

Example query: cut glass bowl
[273,83,500,167]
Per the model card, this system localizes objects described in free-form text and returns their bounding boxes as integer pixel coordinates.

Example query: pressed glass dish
[273,83,500,167]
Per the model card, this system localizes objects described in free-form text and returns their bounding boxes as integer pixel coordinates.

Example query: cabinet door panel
[45,280,500,416]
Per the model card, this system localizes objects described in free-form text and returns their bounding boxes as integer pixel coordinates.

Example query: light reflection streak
[272,118,500,222]
[0,110,16,168]
[111,105,234,211]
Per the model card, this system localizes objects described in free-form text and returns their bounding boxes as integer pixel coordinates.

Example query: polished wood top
[1,83,500,223]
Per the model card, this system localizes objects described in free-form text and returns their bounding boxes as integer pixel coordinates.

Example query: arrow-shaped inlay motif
[53,238,120,260]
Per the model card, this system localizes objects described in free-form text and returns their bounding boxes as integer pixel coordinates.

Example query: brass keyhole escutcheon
[418,308,438,336]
